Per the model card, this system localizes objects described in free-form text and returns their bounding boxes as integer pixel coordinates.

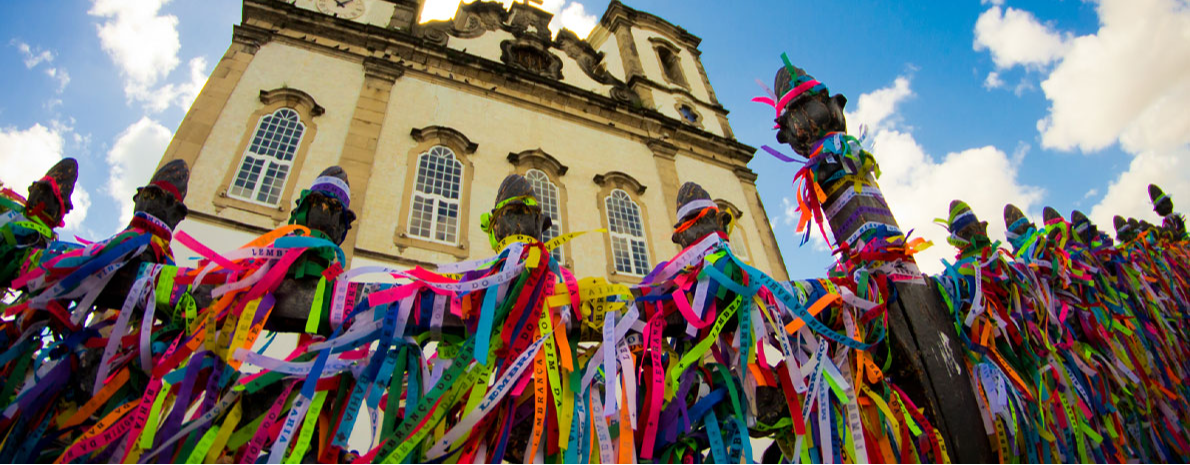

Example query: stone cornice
[733,167,759,184]
[410,126,478,154]
[232,24,274,54]
[594,171,647,196]
[628,75,726,115]
[259,88,325,116]
[646,139,678,159]
[363,56,405,82]
[507,149,568,176]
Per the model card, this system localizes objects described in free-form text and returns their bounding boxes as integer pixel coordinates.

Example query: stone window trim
[648,37,689,90]
[214,88,324,223]
[393,126,478,259]
[673,97,704,130]
[593,171,655,284]
[714,199,750,260]
[507,149,573,268]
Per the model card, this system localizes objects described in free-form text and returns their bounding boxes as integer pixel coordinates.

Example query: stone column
[157,25,272,171]
[336,57,405,265]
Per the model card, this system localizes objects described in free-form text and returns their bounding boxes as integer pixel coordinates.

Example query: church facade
[159,0,789,282]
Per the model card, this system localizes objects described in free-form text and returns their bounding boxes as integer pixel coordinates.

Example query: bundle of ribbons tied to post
[931,192,1190,463]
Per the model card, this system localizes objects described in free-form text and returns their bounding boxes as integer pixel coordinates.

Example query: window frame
[406,145,464,245]
[526,169,565,262]
[215,88,323,222]
[393,126,477,259]
[227,107,305,207]
[605,189,650,276]
[649,37,689,89]
[673,97,705,130]
[593,171,656,284]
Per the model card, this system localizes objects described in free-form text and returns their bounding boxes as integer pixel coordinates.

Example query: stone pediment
[415,1,630,101]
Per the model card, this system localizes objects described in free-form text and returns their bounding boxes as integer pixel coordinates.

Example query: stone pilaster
[648,139,680,228]
[337,57,405,264]
[387,0,422,31]
[157,24,272,172]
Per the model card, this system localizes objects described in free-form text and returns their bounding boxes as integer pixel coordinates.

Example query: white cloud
[12,41,54,69]
[983,71,1004,90]
[974,6,1070,70]
[845,76,1045,273]
[1083,188,1099,199]
[967,0,1190,229]
[106,117,173,226]
[45,67,70,93]
[0,123,91,232]
[551,2,597,38]
[1036,0,1190,154]
[11,40,70,94]
[420,0,461,22]
[846,76,911,132]
[89,0,180,93]
[138,57,210,113]
[780,197,796,226]
[420,0,598,38]
[89,0,207,113]
[1089,147,1190,228]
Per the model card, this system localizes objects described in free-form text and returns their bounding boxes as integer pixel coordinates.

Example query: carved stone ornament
[500,36,563,80]
[415,0,509,46]
[507,1,553,42]
[609,85,636,103]
[555,29,624,87]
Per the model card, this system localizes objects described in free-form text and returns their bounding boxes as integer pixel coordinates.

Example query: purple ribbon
[837,205,896,236]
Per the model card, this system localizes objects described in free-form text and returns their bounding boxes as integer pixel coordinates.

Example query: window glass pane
[605,189,649,275]
[630,239,650,276]
[409,145,463,244]
[527,170,563,262]
[230,108,304,206]
[409,195,435,239]
[612,236,632,274]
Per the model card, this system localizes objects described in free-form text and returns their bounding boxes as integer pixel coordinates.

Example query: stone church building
[159,0,789,282]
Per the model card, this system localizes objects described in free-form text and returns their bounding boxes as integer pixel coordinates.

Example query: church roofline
[237,0,754,164]
[598,0,702,49]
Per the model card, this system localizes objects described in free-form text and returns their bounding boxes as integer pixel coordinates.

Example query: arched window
[650,37,688,88]
[605,189,650,276]
[526,169,563,262]
[228,108,304,206]
[408,145,463,244]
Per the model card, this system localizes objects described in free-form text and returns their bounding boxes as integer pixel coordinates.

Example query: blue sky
[1,0,1187,279]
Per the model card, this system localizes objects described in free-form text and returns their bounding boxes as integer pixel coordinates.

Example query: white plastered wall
[187,41,365,230]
